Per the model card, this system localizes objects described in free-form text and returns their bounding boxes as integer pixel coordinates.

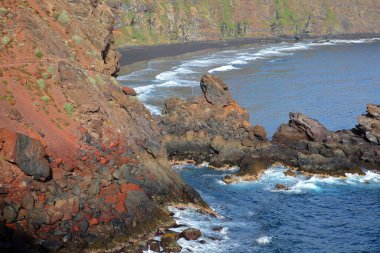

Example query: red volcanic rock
[122,86,137,96]
[89,217,99,226]
[0,128,17,162]
[115,193,127,213]
[120,183,142,193]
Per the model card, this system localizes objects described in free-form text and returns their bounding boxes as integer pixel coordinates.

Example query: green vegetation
[95,74,105,86]
[87,77,97,87]
[41,95,50,103]
[2,36,10,45]
[72,35,83,45]
[57,11,71,25]
[64,103,75,116]
[47,65,55,75]
[1,91,14,103]
[110,77,120,86]
[35,49,43,59]
[37,79,46,90]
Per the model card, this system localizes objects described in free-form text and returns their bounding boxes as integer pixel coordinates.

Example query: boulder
[27,209,50,226]
[283,170,297,177]
[200,75,233,106]
[161,233,181,253]
[275,184,288,190]
[0,128,51,181]
[273,113,331,143]
[180,228,202,240]
[147,240,160,252]
[122,86,137,96]
[3,204,18,223]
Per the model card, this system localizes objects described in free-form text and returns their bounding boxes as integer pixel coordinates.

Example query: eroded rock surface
[161,75,271,167]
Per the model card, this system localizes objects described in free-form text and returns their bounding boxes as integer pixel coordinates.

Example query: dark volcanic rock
[180,228,202,240]
[0,128,51,181]
[147,240,160,252]
[271,105,380,175]
[14,134,51,181]
[273,112,331,143]
[27,209,50,226]
[357,104,380,144]
[160,75,270,166]
[161,233,181,253]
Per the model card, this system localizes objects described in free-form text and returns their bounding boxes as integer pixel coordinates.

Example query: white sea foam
[154,206,231,253]
[231,60,249,65]
[256,235,272,245]
[239,166,380,193]
[145,104,161,115]
[208,65,239,73]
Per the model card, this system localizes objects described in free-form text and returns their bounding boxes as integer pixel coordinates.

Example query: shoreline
[117,33,380,67]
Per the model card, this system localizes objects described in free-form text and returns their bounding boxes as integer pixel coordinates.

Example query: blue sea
[118,39,380,252]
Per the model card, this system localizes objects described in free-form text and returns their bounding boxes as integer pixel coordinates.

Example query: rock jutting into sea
[160,75,380,183]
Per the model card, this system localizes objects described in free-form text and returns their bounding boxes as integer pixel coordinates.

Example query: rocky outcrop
[273,112,331,143]
[161,75,379,182]
[160,75,270,167]
[271,107,380,176]
[357,104,380,145]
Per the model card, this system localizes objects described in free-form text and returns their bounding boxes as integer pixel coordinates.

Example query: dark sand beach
[118,33,380,67]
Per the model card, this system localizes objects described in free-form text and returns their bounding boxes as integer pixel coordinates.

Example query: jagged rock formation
[161,75,379,183]
[0,0,206,251]
[160,74,270,167]
[111,0,380,46]
[272,106,380,175]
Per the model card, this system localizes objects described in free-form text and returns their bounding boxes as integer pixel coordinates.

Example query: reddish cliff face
[0,0,205,251]
[113,0,380,46]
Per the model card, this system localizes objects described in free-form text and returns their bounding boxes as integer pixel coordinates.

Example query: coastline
[117,33,380,68]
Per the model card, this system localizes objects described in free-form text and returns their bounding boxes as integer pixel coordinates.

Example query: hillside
[0,0,205,251]
[112,0,380,46]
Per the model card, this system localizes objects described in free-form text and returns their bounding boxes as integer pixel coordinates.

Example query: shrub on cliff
[64,103,75,116]
[72,35,82,45]
[2,36,10,45]
[57,11,71,25]
[37,79,46,90]
[34,49,43,59]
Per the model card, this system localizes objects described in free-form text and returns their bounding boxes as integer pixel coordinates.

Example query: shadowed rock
[357,104,380,144]
[0,128,51,181]
[273,112,331,143]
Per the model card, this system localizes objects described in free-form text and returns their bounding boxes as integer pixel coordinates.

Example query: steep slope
[0,0,205,251]
[113,0,380,46]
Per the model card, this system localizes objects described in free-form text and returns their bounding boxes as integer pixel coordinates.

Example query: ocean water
[166,165,380,253]
[119,39,380,252]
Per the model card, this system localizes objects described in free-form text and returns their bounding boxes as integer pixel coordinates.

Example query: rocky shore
[161,75,380,184]
[1,0,379,252]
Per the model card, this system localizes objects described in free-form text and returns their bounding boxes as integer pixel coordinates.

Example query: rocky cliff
[112,0,380,46]
[0,0,206,251]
